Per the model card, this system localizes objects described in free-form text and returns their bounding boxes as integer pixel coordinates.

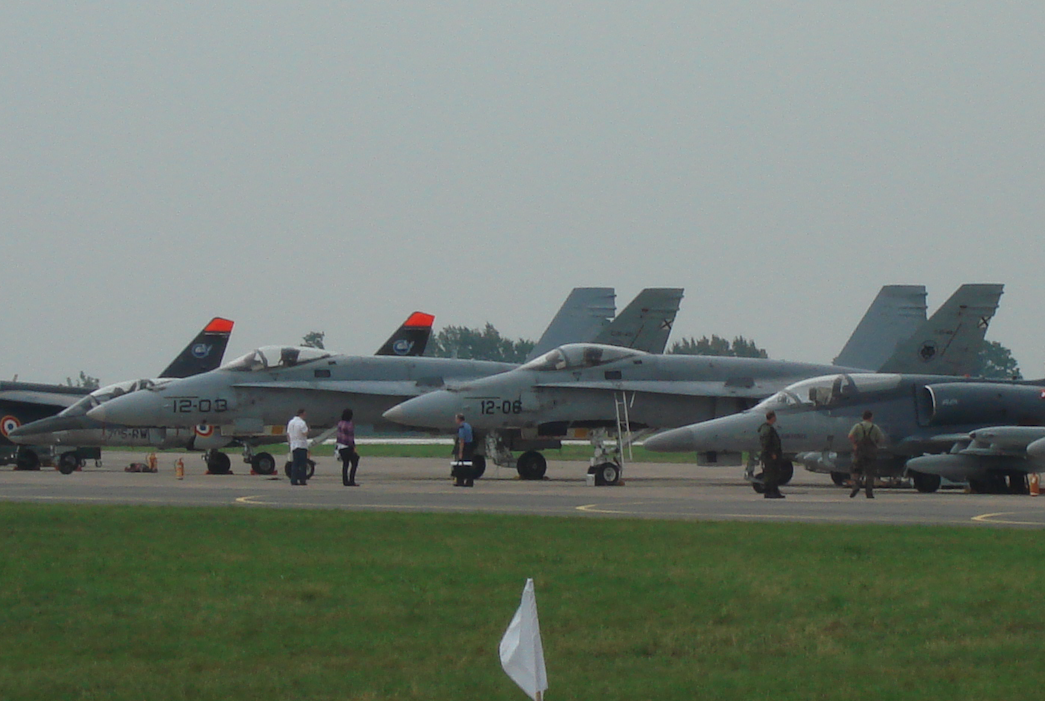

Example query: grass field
[1,503,1043,700]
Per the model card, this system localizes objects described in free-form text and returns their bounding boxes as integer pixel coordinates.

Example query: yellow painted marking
[971,512,1045,526]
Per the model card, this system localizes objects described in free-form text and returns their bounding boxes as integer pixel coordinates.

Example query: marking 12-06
[172,398,228,413]
[479,398,523,416]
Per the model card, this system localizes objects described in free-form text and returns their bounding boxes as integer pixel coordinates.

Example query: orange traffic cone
[1030,473,1040,497]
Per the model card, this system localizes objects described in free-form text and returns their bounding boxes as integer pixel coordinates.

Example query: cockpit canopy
[221,346,332,372]
[520,344,647,372]
[754,373,903,411]
[60,378,171,417]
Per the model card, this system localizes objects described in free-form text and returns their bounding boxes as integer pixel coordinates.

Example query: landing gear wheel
[591,462,621,486]
[58,452,79,475]
[16,450,40,471]
[471,455,486,479]
[751,471,766,494]
[284,461,292,478]
[779,460,794,485]
[830,471,849,487]
[286,460,315,479]
[206,451,232,475]
[910,471,941,494]
[251,452,276,476]
[516,451,547,480]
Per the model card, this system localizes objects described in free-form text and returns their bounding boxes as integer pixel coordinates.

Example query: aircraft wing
[236,381,425,397]
[532,379,777,399]
[0,382,88,409]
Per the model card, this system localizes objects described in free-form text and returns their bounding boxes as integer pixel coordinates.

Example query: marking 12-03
[172,398,228,413]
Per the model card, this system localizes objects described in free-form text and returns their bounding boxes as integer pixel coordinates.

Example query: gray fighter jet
[86,288,685,477]
[382,285,1003,485]
[3,317,234,473]
[643,371,1045,494]
[11,312,435,475]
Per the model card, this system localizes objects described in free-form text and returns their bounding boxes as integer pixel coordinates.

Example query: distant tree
[975,341,1021,380]
[66,371,100,390]
[427,323,535,363]
[668,335,768,358]
[302,331,326,350]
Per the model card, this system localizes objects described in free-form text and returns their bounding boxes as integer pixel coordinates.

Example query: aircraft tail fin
[527,288,616,360]
[878,284,1004,375]
[375,312,435,357]
[158,318,235,378]
[834,285,927,370]
[594,288,684,353]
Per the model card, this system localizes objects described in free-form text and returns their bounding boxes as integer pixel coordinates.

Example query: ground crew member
[758,410,785,499]
[849,410,886,499]
[454,413,475,487]
[287,408,310,486]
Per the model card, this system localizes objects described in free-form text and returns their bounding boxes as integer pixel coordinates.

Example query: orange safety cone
[175,458,185,480]
[1030,473,1040,497]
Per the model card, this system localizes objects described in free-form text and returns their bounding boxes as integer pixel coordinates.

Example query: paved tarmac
[3,452,1045,528]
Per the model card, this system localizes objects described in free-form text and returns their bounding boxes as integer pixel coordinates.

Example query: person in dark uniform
[759,410,785,499]
[337,408,360,486]
[454,413,475,487]
[848,410,886,498]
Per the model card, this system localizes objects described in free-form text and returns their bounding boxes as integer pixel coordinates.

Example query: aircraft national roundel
[1,415,21,438]
[195,424,214,438]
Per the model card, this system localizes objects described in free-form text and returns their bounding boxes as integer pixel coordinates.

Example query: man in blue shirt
[455,413,475,487]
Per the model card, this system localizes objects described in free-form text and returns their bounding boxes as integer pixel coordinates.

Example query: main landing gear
[204,450,232,475]
[242,445,276,476]
[745,459,795,494]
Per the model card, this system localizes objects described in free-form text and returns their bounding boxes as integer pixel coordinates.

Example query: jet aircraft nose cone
[383,391,463,429]
[644,413,765,453]
[87,389,162,426]
[8,415,91,439]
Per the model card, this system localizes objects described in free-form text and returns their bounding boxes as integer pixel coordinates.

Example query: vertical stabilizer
[527,288,616,360]
[834,285,927,370]
[878,284,1004,376]
[595,288,684,353]
[375,312,435,357]
[158,318,235,378]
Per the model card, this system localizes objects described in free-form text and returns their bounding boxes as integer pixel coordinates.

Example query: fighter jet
[11,312,436,475]
[86,288,685,478]
[643,371,1045,495]
[6,318,235,473]
[1,317,235,472]
[382,285,1003,485]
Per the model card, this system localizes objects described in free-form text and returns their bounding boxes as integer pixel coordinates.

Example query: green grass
[1,504,1043,700]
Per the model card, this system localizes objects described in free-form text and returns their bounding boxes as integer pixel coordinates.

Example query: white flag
[499,578,548,701]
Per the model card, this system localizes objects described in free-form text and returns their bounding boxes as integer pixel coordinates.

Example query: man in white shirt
[287,408,310,486]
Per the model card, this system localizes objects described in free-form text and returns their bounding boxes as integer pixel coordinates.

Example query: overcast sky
[2,2,1043,385]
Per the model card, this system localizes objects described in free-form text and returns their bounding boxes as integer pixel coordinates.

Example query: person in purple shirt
[337,408,361,486]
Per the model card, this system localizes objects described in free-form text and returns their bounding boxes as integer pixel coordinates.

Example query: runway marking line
[971,511,1045,526]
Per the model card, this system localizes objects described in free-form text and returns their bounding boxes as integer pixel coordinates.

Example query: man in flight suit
[759,410,785,499]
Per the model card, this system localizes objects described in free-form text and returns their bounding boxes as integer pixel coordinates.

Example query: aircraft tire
[830,471,849,487]
[207,451,232,475]
[516,451,547,480]
[751,471,765,494]
[779,460,794,485]
[58,452,79,475]
[284,459,316,480]
[15,450,40,471]
[910,471,941,494]
[592,462,621,486]
[471,455,486,479]
[251,452,276,476]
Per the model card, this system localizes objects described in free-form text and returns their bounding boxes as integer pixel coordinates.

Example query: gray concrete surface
[2,452,1044,528]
